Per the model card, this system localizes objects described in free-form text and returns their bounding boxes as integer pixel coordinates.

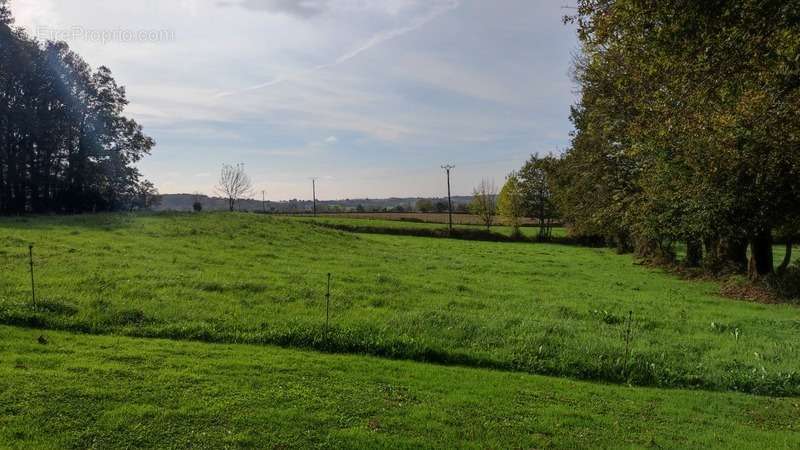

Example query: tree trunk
[778,239,793,272]
[704,237,719,264]
[718,238,748,273]
[748,230,774,280]
[636,238,658,258]
[685,238,702,267]
[615,232,632,254]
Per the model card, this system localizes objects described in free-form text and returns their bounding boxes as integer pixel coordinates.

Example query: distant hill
[155,194,473,213]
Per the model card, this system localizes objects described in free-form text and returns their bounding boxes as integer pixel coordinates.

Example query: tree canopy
[557,0,800,278]
[0,4,155,214]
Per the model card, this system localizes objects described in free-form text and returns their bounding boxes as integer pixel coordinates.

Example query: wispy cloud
[214,0,460,98]
[217,0,330,18]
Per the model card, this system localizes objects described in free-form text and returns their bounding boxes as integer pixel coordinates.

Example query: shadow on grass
[0,212,146,232]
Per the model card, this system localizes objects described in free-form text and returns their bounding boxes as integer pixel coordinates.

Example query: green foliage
[0,9,155,214]
[497,174,525,233]
[562,0,800,277]
[518,154,561,240]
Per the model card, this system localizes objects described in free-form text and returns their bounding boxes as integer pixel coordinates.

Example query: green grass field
[1,213,798,393]
[1,212,798,447]
[1,325,798,449]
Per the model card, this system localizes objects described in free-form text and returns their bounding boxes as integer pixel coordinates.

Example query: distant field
[1,325,798,449]
[315,212,552,227]
[1,213,798,396]
[305,215,569,239]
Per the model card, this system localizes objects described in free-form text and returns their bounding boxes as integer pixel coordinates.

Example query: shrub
[764,265,800,301]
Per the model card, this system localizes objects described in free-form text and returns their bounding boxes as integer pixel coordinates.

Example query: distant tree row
[551,1,800,279]
[414,198,449,214]
[0,5,157,214]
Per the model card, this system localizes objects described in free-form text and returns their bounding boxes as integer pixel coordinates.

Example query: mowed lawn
[0,213,798,396]
[1,326,798,449]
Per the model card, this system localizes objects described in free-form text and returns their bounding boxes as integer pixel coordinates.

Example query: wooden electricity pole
[310,178,318,217]
[441,165,455,234]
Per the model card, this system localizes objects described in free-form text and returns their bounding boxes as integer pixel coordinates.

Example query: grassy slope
[1,326,798,449]
[0,213,798,395]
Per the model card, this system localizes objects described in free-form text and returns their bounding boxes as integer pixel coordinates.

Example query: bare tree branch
[216,164,253,212]
[470,179,498,230]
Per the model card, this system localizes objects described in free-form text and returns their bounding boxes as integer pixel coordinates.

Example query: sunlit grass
[1,325,798,449]
[0,212,798,395]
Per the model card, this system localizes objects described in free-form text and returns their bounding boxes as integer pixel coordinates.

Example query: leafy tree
[0,4,155,214]
[564,0,800,278]
[518,154,560,241]
[468,179,497,230]
[498,173,524,236]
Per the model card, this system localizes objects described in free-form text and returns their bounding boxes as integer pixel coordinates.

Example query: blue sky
[13,0,579,200]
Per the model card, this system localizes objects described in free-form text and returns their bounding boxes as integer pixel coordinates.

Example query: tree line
[494,1,800,281]
[0,5,157,214]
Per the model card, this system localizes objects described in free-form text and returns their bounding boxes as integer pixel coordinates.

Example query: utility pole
[262,190,266,213]
[441,165,455,234]
[310,177,318,217]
